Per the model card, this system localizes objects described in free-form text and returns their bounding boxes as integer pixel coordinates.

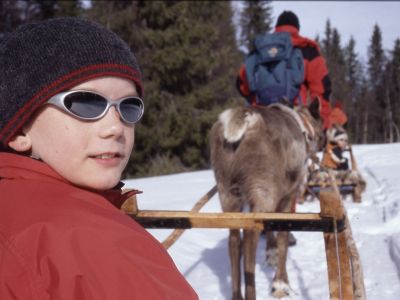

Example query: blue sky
[234,1,400,61]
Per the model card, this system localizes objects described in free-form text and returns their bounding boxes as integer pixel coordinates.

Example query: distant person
[0,17,198,299]
[237,10,340,129]
[322,127,350,171]
[330,99,348,128]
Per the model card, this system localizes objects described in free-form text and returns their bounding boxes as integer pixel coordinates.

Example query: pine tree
[328,28,346,102]
[367,24,386,142]
[321,21,350,133]
[88,1,242,177]
[0,0,82,41]
[368,24,385,88]
[386,39,400,142]
[0,0,23,40]
[57,0,82,17]
[239,0,273,52]
[344,36,364,142]
[321,19,332,57]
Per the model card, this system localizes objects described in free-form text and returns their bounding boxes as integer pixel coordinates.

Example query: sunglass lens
[64,92,107,119]
[120,98,143,123]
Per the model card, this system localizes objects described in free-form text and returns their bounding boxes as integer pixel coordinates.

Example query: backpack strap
[244,53,258,92]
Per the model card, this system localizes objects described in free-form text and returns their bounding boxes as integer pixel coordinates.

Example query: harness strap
[297,111,316,143]
[269,103,314,144]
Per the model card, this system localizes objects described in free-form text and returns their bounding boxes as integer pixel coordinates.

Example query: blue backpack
[244,31,304,106]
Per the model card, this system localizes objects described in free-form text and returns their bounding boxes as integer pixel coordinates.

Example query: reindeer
[209,99,324,299]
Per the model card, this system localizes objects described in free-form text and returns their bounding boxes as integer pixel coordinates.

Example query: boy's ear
[8,133,32,152]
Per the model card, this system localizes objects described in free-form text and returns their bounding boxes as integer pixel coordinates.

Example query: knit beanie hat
[276,11,300,30]
[0,17,143,151]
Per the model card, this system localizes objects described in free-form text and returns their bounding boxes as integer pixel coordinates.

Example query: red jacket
[237,25,333,128]
[0,153,198,300]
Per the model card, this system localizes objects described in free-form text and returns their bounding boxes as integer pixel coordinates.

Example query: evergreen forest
[1,0,399,178]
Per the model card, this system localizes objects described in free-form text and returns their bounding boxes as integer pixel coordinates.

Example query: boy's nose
[98,106,125,138]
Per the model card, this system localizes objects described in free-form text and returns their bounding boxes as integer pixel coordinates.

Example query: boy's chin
[76,176,121,191]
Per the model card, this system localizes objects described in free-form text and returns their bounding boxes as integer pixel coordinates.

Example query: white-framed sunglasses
[47,90,144,124]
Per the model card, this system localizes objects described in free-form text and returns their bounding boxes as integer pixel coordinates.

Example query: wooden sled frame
[306,146,365,203]
[123,187,365,300]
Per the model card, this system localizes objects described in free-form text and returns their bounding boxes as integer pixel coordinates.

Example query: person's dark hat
[276,11,300,30]
[0,17,143,150]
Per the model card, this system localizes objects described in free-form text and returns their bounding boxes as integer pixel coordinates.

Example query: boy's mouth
[88,152,124,167]
[89,152,123,160]
[94,153,120,159]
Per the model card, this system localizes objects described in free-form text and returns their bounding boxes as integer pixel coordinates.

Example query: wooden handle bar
[128,211,345,233]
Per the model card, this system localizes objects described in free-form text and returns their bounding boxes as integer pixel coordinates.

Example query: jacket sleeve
[0,243,46,300]
[236,64,253,103]
[301,46,332,128]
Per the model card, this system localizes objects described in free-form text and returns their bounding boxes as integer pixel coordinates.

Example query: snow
[124,143,400,299]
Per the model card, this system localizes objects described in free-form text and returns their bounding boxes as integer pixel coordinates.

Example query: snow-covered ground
[124,143,400,299]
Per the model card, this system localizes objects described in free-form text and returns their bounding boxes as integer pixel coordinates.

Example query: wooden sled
[121,185,366,299]
[304,146,366,203]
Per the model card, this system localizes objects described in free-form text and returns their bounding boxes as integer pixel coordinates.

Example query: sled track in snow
[365,166,390,222]
[388,237,400,281]
[364,165,400,281]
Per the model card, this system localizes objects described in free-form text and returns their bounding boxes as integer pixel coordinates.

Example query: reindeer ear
[308,97,321,120]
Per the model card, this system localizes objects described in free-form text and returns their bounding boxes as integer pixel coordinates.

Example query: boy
[0,17,198,299]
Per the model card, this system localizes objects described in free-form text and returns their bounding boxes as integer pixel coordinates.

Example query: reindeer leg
[265,231,278,266]
[243,228,260,300]
[218,183,244,300]
[229,229,243,300]
[271,231,293,298]
[271,195,295,298]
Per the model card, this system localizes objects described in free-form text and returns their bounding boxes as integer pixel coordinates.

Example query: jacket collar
[275,25,320,50]
[0,152,140,208]
[275,25,299,35]
[0,152,68,183]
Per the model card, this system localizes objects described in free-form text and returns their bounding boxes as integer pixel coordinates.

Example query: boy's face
[14,76,137,190]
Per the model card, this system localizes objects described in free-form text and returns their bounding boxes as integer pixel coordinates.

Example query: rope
[333,217,343,300]
[161,185,218,249]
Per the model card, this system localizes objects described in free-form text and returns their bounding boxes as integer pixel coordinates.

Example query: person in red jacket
[0,17,198,300]
[237,10,334,129]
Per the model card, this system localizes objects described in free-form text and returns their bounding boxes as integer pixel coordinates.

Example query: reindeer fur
[210,101,323,299]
